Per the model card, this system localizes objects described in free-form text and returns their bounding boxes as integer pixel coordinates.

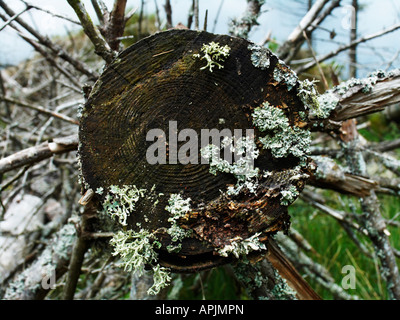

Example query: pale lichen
[273,60,298,91]
[217,233,266,259]
[248,44,270,70]
[297,79,321,115]
[270,269,297,300]
[280,185,299,206]
[252,102,311,161]
[193,41,231,72]
[333,69,387,95]
[200,136,260,196]
[102,185,146,226]
[316,91,339,119]
[165,194,193,253]
[109,229,171,295]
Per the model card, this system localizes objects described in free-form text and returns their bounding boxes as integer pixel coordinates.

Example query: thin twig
[67,0,116,64]
[303,30,329,90]
[0,0,98,79]
[0,96,79,125]
[0,6,30,32]
[297,22,400,73]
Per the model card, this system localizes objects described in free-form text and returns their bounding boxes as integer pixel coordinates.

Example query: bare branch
[164,0,173,29]
[0,135,78,175]
[102,0,128,51]
[0,6,30,32]
[297,22,400,73]
[19,1,81,25]
[0,0,98,80]
[277,0,336,61]
[67,0,116,64]
[0,96,79,125]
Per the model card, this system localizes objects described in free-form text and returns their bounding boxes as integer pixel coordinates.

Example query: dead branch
[0,135,78,175]
[0,0,98,80]
[0,96,79,125]
[340,119,400,300]
[228,0,265,39]
[164,0,173,29]
[309,155,377,197]
[3,223,76,300]
[297,22,400,73]
[277,0,337,61]
[98,0,128,51]
[67,0,116,64]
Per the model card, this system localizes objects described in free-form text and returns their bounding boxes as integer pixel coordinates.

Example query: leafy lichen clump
[270,269,297,300]
[218,233,266,259]
[165,194,193,253]
[273,61,298,91]
[248,44,270,70]
[200,136,260,196]
[333,69,387,95]
[109,229,171,295]
[297,79,322,115]
[316,91,339,119]
[193,41,231,72]
[280,185,299,206]
[102,185,146,226]
[252,102,311,161]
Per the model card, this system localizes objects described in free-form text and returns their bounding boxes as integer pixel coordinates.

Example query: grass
[289,194,400,300]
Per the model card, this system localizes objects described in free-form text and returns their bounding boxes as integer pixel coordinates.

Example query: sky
[0,0,400,77]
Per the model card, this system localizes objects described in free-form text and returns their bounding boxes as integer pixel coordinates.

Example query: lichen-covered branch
[232,257,298,300]
[309,155,377,197]
[340,120,400,300]
[275,233,359,300]
[308,69,400,131]
[228,0,266,39]
[3,224,76,300]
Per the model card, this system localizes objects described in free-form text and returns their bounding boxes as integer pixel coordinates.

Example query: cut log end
[79,29,313,271]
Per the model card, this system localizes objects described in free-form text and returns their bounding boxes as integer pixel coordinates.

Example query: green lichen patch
[270,269,297,300]
[165,194,193,253]
[217,232,266,259]
[280,185,299,206]
[248,44,270,70]
[101,185,147,226]
[200,136,260,196]
[109,229,171,295]
[316,91,339,119]
[273,60,298,91]
[297,79,322,116]
[333,69,387,95]
[193,41,231,72]
[252,102,311,161]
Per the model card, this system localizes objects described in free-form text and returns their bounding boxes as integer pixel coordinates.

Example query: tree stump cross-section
[79,29,313,272]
